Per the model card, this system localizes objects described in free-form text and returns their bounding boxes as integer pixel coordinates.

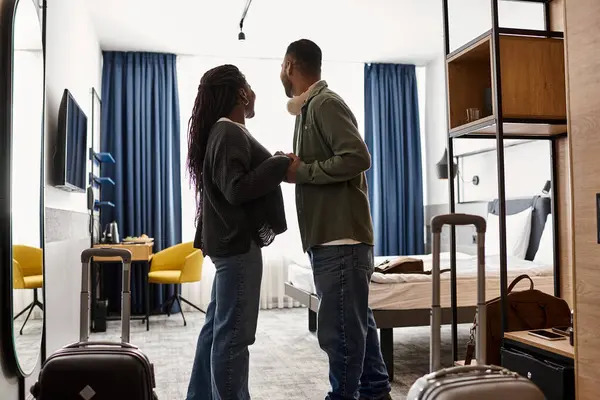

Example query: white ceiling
[87,0,444,64]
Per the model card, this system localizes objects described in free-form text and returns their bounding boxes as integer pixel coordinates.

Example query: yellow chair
[146,242,204,326]
[12,245,43,335]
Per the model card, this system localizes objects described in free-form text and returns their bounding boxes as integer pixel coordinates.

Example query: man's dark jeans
[308,243,391,400]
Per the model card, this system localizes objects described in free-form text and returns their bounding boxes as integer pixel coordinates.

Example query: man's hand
[286,153,301,183]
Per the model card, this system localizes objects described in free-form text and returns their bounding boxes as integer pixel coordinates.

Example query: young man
[280,39,392,400]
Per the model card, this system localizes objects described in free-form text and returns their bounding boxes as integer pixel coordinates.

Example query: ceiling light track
[238,0,253,40]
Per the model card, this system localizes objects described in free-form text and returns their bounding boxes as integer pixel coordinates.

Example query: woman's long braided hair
[187,64,248,237]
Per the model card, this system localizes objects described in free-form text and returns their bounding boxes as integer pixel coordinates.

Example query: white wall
[44,0,102,346]
[424,0,547,205]
[424,56,449,205]
[416,67,428,205]
[0,0,102,397]
[458,140,551,203]
[44,0,101,212]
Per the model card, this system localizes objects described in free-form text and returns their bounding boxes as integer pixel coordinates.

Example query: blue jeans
[186,242,263,400]
[308,243,391,400]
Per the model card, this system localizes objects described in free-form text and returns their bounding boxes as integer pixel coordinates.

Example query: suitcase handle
[430,214,486,234]
[64,341,139,350]
[80,248,134,345]
[81,247,133,264]
[430,213,487,372]
[428,365,511,379]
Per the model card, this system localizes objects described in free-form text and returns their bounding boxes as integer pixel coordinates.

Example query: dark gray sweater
[194,120,290,257]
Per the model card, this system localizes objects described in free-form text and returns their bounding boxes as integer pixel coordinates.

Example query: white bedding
[291,252,551,283]
[371,253,552,283]
[287,252,554,310]
[292,252,474,269]
[288,262,317,294]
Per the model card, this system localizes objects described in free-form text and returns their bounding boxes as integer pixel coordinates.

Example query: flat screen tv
[54,89,87,193]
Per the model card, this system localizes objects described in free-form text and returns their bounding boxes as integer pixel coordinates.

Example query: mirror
[7,0,44,377]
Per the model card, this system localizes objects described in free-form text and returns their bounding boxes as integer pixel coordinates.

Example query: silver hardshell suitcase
[31,248,158,400]
[406,214,544,400]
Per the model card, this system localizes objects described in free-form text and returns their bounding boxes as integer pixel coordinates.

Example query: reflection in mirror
[11,0,44,376]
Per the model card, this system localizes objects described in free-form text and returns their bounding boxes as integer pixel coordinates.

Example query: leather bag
[472,274,571,366]
[375,257,424,274]
[375,257,451,276]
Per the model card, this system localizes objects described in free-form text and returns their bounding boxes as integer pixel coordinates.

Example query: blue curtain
[364,63,424,256]
[100,52,182,315]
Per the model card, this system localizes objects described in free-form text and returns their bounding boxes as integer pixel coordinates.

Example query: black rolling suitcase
[31,248,158,400]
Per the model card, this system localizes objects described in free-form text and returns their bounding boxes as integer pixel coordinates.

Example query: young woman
[185,64,291,400]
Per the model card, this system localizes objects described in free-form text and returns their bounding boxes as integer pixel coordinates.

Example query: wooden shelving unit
[442,0,567,364]
[447,29,567,139]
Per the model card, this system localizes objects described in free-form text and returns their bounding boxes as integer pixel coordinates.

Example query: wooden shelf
[447,32,566,138]
[450,115,567,139]
[504,330,574,359]
[453,138,533,157]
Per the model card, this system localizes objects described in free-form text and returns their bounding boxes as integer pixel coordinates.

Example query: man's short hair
[286,39,322,76]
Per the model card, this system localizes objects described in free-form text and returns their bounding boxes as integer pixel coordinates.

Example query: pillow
[485,207,533,259]
[533,216,554,266]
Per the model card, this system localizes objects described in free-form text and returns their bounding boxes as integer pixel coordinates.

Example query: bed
[284,196,555,381]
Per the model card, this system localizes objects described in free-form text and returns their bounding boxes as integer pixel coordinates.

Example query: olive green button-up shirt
[293,81,374,252]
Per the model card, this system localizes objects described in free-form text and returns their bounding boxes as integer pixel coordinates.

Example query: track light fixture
[238,0,253,41]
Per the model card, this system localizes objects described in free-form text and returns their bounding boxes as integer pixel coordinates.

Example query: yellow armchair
[13,259,25,289]
[146,242,204,327]
[12,245,44,335]
[13,245,43,289]
[148,242,203,284]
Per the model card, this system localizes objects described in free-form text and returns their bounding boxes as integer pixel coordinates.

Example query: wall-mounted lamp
[436,148,458,180]
[436,148,480,191]
[542,180,551,195]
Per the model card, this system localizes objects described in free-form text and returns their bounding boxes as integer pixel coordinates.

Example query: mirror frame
[0,0,47,378]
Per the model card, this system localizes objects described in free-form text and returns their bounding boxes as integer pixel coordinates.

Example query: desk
[92,243,154,331]
[93,243,153,263]
[503,330,575,400]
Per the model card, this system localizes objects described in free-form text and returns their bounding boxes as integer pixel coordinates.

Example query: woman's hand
[285,153,301,183]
